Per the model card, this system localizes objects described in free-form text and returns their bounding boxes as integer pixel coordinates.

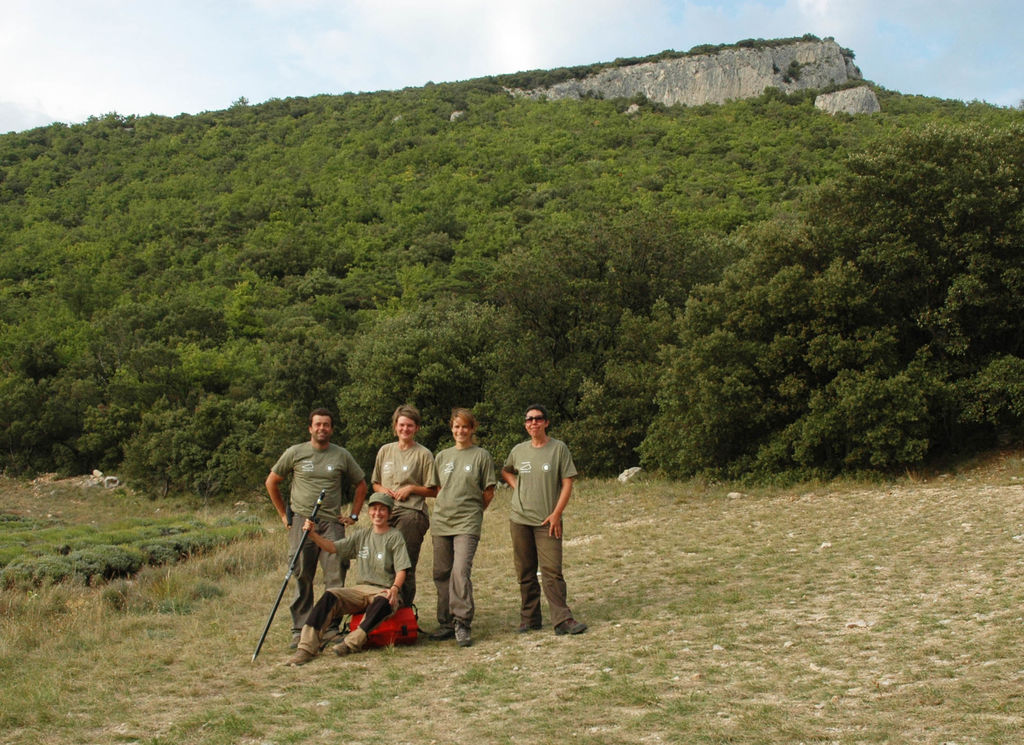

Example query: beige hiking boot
[284,648,315,666]
[332,642,353,656]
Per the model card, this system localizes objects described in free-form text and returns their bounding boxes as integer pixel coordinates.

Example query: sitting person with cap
[285,492,411,666]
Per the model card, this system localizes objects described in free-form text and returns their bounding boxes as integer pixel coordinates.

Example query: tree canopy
[1,80,1020,494]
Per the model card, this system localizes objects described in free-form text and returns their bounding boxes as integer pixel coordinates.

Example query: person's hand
[303,518,318,534]
[542,513,563,539]
[280,512,290,527]
[393,486,413,502]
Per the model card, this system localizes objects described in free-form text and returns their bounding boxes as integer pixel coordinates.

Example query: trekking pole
[251,489,326,662]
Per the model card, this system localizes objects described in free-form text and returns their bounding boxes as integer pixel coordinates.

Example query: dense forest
[1,65,1022,496]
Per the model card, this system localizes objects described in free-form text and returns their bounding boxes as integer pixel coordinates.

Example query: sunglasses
[524,415,547,422]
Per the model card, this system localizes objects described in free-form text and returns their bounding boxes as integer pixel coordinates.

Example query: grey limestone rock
[814,85,881,115]
[515,39,871,110]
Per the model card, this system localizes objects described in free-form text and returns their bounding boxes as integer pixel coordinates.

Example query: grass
[2,452,1024,744]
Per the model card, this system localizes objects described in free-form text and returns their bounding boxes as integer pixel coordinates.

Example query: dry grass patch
[2,453,1024,744]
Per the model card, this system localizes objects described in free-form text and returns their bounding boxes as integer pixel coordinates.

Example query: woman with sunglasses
[501,404,587,636]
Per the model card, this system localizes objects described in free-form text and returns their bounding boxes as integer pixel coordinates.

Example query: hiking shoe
[284,648,315,666]
[554,618,588,636]
[428,627,455,641]
[517,622,541,634]
[332,642,354,657]
[289,633,301,649]
[455,623,472,648]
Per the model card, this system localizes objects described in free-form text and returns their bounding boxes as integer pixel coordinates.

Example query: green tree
[336,301,515,464]
[645,122,1024,479]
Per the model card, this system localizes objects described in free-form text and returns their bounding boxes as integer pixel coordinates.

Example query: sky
[2,0,1022,134]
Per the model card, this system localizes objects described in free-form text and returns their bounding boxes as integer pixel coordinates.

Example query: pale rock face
[814,86,881,115]
[516,39,868,109]
[617,466,642,483]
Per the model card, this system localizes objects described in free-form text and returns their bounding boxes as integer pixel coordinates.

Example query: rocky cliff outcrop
[515,38,867,109]
[814,86,880,115]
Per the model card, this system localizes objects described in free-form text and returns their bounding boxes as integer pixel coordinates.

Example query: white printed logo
[382,462,394,473]
[543,463,551,472]
[520,461,533,473]
[301,462,314,472]
[443,462,455,474]
[464,465,472,472]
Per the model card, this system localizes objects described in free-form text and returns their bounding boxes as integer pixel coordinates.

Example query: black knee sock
[359,596,392,632]
[305,592,340,631]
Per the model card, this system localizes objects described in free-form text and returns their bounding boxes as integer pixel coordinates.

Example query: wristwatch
[349,513,359,522]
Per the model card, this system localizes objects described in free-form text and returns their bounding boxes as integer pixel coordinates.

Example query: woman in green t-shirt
[427,408,496,648]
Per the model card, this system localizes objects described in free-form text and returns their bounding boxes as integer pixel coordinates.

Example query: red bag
[349,604,418,647]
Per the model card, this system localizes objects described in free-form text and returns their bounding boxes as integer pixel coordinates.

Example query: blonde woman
[428,408,496,647]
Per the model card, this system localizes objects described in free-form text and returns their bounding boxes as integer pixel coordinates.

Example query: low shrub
[0,518,263,588]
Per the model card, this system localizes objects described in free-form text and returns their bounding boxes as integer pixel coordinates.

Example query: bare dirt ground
[2,452,1024,745]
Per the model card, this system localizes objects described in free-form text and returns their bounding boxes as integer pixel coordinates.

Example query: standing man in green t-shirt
[266,408,367,648]
[501,404,587,636]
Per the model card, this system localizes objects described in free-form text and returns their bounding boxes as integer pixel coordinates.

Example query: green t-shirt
[432,445,497,537]
[332,527,412,589]
[504,438,578,526]
[272,442,365,520]
[371,441,439,514]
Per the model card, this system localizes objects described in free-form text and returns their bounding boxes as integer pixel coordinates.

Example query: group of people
[265,403,587,666]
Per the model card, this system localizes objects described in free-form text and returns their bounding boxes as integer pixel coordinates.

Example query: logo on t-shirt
[464,465,472,472]
[520,461,533,473]
[300,462,314,472]
[543,463,551,472]
[443,462,455,474]
[382,462,394,473]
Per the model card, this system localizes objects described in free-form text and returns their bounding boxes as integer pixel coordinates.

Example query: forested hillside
[1,74,1021,495]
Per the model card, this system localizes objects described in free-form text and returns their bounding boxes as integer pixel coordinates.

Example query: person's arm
[541,477,574,539]
[482,485,495,510]
[382,568,407,605]
[302,518,337,553]
[265,471,289,527]
[500,465,517,490]
[343,480,368,525]
[392,451,439,501]
[392,483,438,501]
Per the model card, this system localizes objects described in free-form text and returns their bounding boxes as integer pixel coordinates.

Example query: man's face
[309,415,333,445]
